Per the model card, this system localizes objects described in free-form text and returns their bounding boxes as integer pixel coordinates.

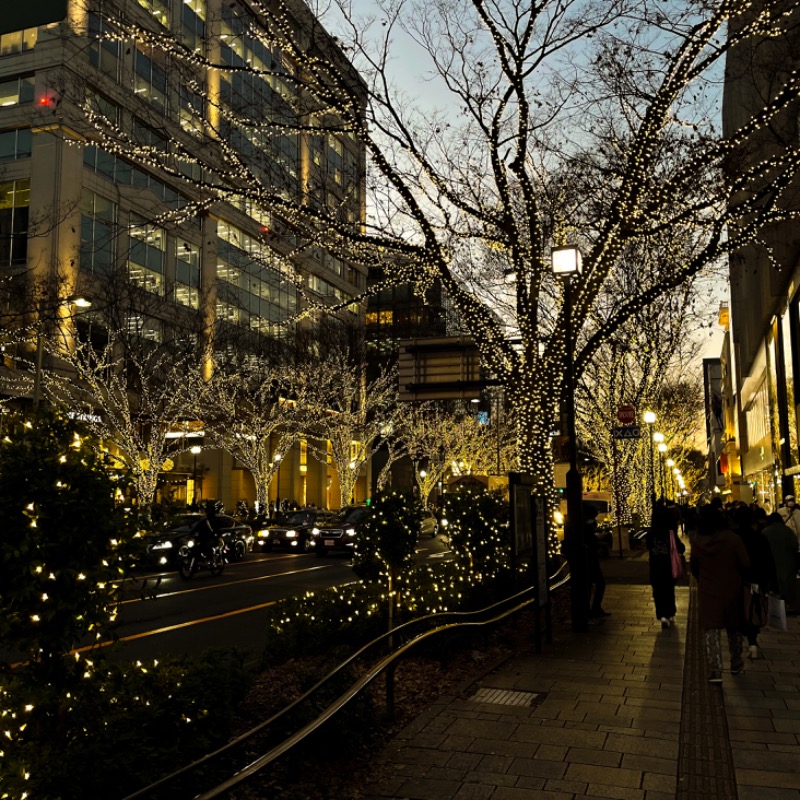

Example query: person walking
[762,511,799,616]
[778,494,800,545]
[690,505,750,684]
[646,502,685,628]
[584,503,610,618]
[733,506,777,660]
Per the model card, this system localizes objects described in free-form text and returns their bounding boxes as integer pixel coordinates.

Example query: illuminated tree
[65,0,800,499]
[309,354,399,508]
[200,358,318,513]
[40,328,202,518]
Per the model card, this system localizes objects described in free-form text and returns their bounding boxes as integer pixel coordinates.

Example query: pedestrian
[690,505,750,684]
[646,502,685,629]
[762,511,799,616]
[733,506,777,660]
[778,494,800,544]
[584,503,610,618]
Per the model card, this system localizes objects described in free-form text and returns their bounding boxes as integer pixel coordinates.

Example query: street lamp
[643,411,656,503]
[552,244,588,632]
[274,453,282,511]
[190,445,202,506]
[33,293,92,411]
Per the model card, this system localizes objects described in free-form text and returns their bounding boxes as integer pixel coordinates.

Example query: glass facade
[80,190,116,276]
[0,180,29,267]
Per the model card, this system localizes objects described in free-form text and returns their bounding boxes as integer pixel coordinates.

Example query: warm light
[666,459,674,468]
[503,267,517,283]
[68,295,92,308]
[190,445,202,454]
[551,245,583,276]
[274,453,282,462]
[653,432,664,444]
[643,411,656,424]
[658,443,667,453]
[419,470,427,478]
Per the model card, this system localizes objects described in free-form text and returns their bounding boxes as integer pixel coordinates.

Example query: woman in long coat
[646,503,685,628]
[690,505,750,684]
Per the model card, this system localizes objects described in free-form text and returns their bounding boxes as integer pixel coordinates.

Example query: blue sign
[613,425,642,439]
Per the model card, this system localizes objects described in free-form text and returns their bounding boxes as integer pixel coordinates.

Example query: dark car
[143,514,254,567]
[313,505,372,557]
[256,508,336,553]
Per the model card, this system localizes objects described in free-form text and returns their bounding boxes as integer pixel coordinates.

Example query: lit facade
[0,0,368,511]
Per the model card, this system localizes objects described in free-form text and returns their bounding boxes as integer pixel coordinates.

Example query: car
[256,508,336,553]
[420,510,439,538]
[143,513,254,567]
[313,505,372,557]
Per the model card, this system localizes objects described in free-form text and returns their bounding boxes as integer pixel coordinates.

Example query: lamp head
[551,245,582,276]
[643,411,656,424]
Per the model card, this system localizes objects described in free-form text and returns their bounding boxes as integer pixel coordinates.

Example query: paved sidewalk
[361,554,800,800]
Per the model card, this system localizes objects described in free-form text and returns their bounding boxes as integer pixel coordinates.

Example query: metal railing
[123,560,570,800]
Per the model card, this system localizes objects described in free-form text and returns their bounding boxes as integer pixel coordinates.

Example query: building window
[128,216,166,295]
[136,0,170,27]
[80,189,116,276]
[0,179,29,266]
[0,75,34,107]
[127,315,163,342]
[176,240,201,308]
[181,0,206,53]
[0,128,31,161]
[88,14,120,80]
[0,28,37,56]
[134,47,168,113]
[179,85,205,137]
[86,88,120,126]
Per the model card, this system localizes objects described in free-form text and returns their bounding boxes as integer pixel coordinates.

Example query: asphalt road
[91,535,452,668]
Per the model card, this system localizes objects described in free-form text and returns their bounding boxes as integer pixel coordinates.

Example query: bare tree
[41,329,202,517]
[68,0,800,496]
[309,353,399,508]
[200,357,318,513]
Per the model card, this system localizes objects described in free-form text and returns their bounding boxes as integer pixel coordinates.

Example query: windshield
[285,511,314,526]
[335,507,369,524]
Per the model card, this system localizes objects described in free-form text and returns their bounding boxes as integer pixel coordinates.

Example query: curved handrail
[122,558,569,800]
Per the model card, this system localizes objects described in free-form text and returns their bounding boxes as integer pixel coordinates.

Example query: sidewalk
[361,552,800,800]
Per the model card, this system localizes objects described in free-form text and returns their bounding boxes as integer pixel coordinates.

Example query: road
[92,536,451,668]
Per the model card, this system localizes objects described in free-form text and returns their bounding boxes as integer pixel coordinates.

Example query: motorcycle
[177,537,226,580]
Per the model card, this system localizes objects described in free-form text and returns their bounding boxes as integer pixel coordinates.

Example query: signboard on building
[0,2,67,34]
[398,336,492,401]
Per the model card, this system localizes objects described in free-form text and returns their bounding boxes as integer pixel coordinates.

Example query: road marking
[120,564,334,604]
[71,600,280,653]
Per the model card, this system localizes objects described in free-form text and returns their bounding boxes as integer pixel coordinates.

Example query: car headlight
[151,540,173,550]
[554,511,564,525]
[186,539,195,548]
[440,518,448,527]
[285,530,297,538]
[257,529,270,539]
[345,527,356,536]
[311,527,320,536]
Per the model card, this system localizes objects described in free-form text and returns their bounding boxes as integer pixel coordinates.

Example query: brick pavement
[360,554,800,800]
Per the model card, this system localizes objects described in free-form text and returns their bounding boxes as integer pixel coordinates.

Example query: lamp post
[657,442,668,498]
[552,244,588,632]
[190,445,201,506]
[273,453,282,511]
[653,432,664,500]
[666,458,675,500]
[33,294,92,411]
[643,411,656,505]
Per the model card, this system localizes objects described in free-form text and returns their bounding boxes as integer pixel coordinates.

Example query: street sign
[612,424,642,439]
[616,404,636,425]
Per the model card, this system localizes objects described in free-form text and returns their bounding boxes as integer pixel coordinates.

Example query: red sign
[616,405,636,425]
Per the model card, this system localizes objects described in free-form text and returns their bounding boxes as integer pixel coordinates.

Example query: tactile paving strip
[677,581,738,800]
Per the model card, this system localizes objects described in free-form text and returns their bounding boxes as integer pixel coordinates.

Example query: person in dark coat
[646,502,685,628]
[690,505,750,684]
[732,506,777,660]
[762,512,799,616]
[583,503,609,618]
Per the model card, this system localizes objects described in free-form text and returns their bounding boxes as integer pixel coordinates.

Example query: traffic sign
[616,404,636,425]
[612,424,642,439]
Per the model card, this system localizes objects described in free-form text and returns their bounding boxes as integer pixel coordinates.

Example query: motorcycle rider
[190,500,224,563]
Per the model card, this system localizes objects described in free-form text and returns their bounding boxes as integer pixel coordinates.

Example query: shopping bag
[669,530,685,580]
[767,594,788,631]
[743,587,768,628]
